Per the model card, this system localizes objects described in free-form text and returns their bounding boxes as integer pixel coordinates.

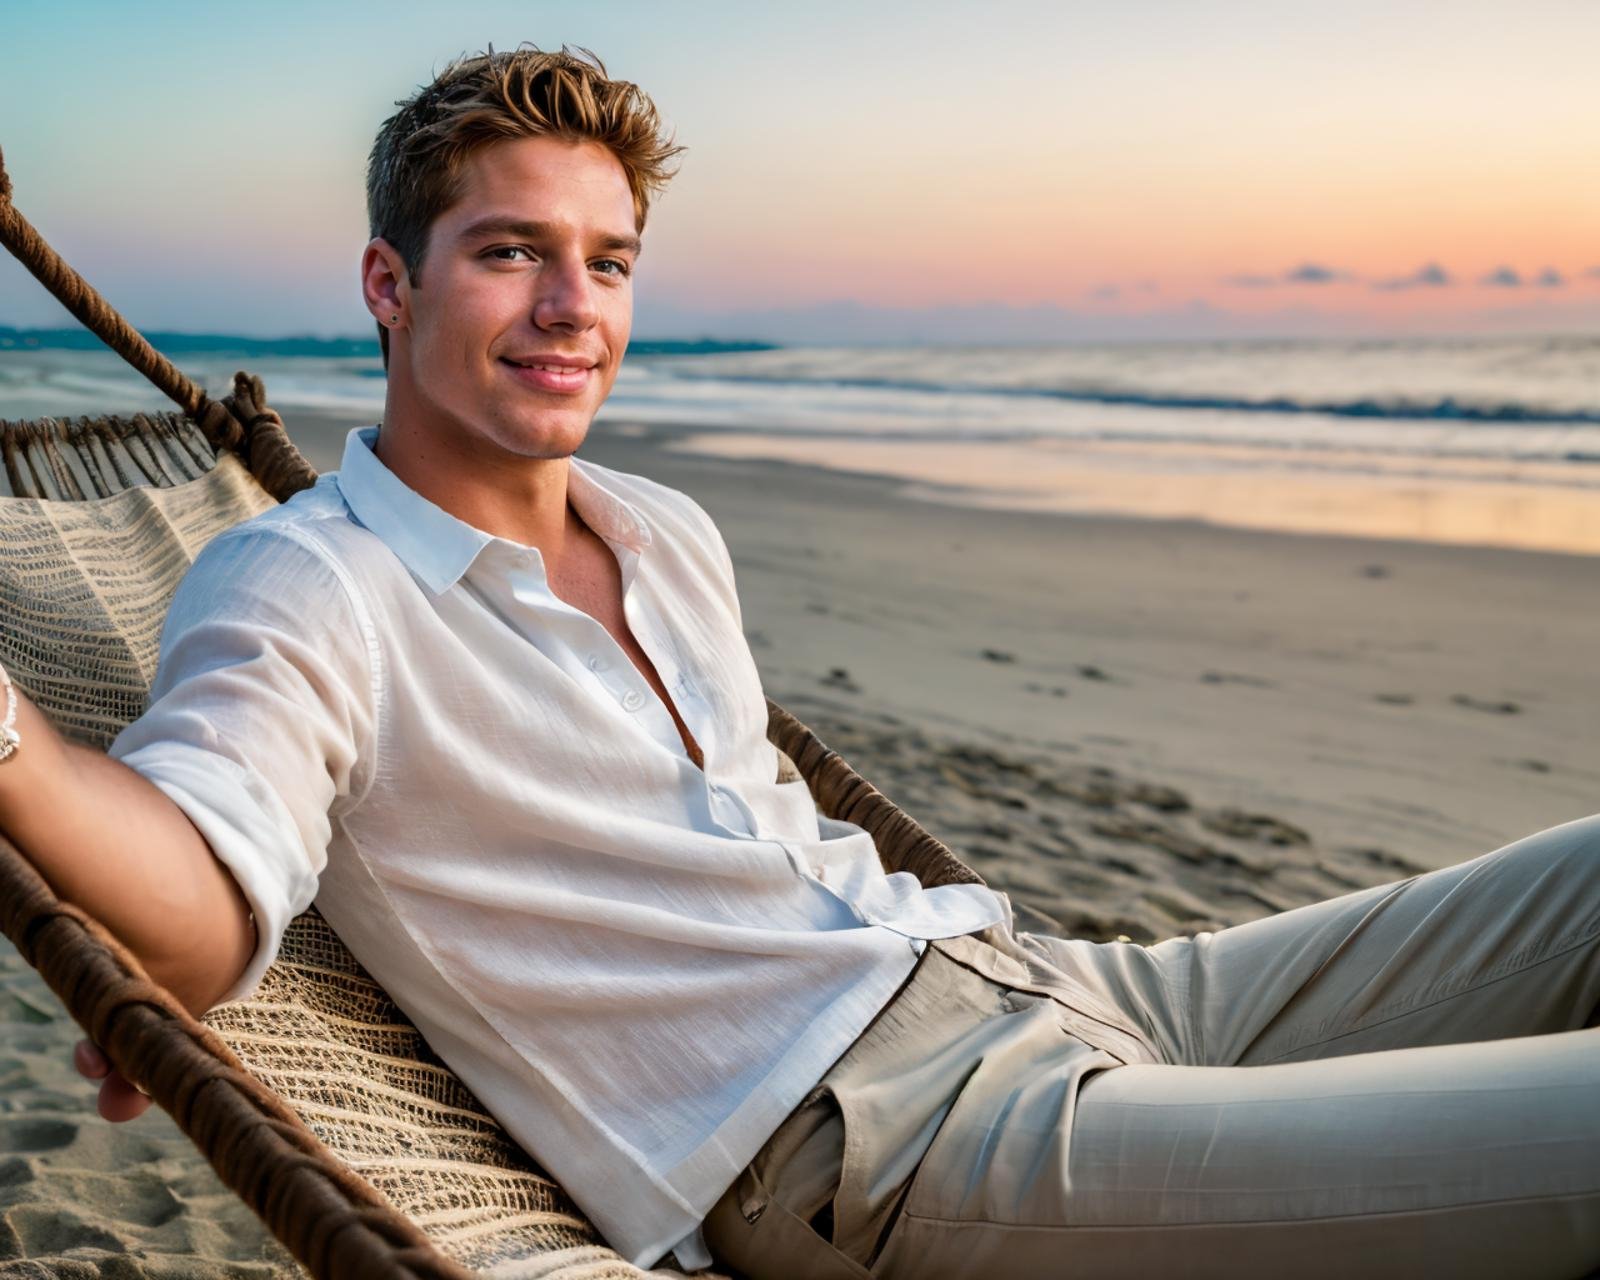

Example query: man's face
[394,135,639,462]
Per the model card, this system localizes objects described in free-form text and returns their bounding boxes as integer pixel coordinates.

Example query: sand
[0,951,296,1279]
[3,408,1597,1274]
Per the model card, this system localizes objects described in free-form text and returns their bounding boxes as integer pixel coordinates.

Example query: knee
[1540,812,1600,857]
[1494,812,1600,887]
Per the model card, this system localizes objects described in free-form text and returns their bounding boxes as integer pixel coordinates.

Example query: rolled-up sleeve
[109,523,378,1005]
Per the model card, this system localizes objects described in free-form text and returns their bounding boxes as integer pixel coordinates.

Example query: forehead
[445,135,636,230]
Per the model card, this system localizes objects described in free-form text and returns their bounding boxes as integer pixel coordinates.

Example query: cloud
[1480,265,1524,288]
[1373,262,1453,291]
[1088,280,1160,300]
[1588,266,1600,281]
[1224,262,1353,288]
[1478,265,1566,289]
[1225,260,1579,293]
[1285,262,1353,284]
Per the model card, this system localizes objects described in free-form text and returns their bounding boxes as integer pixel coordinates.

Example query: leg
[708,819,1600,1278]
[1014,813,1600,1066]
[873,1023,1600,1279]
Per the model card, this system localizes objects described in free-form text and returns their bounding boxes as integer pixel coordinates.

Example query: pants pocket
[896,1001,1124,1229]
[703,1156,874,1280]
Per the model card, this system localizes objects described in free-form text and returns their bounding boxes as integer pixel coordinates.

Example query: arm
[4,523,377,1118]
[0,689,256,1121]
[0,689,257,1017]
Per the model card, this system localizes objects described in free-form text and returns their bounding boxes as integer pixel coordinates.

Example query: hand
[72,1038,154,1122]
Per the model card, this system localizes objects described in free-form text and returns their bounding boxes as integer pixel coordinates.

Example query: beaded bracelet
[0,661,19,764]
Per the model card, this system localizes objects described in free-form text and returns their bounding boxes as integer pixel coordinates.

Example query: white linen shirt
[109,425,1005,1268]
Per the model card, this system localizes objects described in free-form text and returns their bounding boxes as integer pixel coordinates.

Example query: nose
[532,255,600,333]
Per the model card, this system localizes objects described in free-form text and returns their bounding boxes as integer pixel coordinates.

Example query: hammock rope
[0,144,317,502]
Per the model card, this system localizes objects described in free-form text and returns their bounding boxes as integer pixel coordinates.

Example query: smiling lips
[500,354,595,394]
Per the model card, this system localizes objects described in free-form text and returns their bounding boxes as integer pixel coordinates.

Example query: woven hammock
[0,148,984,1277]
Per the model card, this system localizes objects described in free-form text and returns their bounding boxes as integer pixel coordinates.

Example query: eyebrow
[456,216,643,257]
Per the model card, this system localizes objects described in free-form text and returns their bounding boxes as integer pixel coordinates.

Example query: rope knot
[216,372,319,502]
[193,397,247,455]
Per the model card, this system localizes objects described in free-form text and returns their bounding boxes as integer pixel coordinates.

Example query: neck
[374,392,579,565]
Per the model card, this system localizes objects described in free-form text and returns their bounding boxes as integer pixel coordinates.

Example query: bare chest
[548,530,703,767]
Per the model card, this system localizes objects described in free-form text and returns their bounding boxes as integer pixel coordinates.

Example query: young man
[1,46,1598,1279]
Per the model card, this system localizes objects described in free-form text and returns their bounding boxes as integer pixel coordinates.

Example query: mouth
[499,357,595,395]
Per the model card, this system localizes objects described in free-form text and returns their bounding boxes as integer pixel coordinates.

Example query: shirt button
[588,654,609,672]
[621,689,646,712]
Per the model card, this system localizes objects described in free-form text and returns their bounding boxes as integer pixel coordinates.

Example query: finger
[97,1071,155,1123]
[73,1039,110,1080]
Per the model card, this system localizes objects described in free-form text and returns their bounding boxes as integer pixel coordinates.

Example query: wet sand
[4,407,1597,1274]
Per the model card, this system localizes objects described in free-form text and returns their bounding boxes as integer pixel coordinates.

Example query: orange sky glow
[1,1,1596,340]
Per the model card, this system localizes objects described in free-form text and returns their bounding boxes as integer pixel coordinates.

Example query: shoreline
[663,427,1600,558]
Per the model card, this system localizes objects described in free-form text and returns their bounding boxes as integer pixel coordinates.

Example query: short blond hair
[367,45,684,357]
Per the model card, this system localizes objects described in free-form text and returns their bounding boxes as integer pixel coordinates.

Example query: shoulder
[153,475,387,715]
[172,475,392,633]
[187,473,412,595]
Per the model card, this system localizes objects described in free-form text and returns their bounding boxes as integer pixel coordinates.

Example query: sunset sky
[2,0,1598,342]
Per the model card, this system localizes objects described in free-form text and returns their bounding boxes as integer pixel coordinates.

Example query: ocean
[3,335,1598,552]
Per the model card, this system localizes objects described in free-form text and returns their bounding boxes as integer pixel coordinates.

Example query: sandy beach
[3,407,1597,1275]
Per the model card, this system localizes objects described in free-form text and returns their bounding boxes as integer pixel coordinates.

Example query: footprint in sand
[819,667,861,693]
[0,1156,34,1189]
[4,1201,128,1257]
[1023,682,1069,698]
[1451,693,1521,715]
[1199,808,1310,847]
[980,649,1016,664]
[1374,692,1415,706]
[1128,782,1190,813]
[0,1117,76,1155]
[1200,670,1277,689]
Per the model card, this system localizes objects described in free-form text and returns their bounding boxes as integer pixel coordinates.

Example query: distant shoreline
[0,327,780,359]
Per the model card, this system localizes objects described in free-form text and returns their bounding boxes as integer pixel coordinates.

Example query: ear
[361,237,411,328]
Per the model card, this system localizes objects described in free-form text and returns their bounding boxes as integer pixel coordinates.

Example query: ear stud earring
[388,314,400,325]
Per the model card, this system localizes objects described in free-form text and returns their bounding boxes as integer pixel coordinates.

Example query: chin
[489,416,592,460]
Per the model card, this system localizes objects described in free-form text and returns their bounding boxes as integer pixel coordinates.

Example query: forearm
[0,690,255,1015]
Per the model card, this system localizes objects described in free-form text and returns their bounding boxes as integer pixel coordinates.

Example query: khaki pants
[704,814,1600,1279]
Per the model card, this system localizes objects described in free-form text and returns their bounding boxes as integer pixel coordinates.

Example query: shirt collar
[568,456,654,555]
[334,426,651,595]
